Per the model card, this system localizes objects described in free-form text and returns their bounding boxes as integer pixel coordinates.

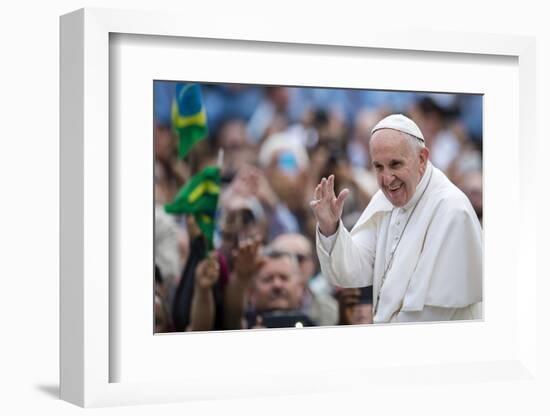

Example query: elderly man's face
[252,257,304,312]
[370,129,429,207]
[270,233,315,284]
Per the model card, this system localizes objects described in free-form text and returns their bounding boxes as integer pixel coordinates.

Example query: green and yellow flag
[171,83,208,159]
[164,165,220,249]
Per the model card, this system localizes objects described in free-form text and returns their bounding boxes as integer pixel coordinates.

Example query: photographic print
[153,81,483,333]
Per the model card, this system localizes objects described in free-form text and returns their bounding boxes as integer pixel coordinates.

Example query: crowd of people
[153,82,483,332]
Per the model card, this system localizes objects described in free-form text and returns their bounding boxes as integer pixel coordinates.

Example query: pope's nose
[381,173,396,187]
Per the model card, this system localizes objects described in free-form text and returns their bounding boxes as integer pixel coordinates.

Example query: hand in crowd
[252,315,265,329]
[336,288,361,325]
[232,235,265,281]
[249,167,279,209]
[310,174,349,236]
[186,215,203,241]
[194,251,220,290]
[240,165,279,208]
[224,234,265,330]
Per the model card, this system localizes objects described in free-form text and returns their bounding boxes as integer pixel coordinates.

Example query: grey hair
[403,132,425,154]
[261,247,301,276]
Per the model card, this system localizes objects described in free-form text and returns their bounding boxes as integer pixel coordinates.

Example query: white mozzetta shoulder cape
[316,164,482,323]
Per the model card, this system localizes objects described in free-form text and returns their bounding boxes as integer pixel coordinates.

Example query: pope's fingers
[335,188,350,210]
[314,184,321,200]
[319,177,326,199]
[324,177,331,200]
[328,175,335,197]
[325,175,335,201]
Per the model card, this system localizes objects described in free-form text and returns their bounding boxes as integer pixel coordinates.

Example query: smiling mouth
[388,183,403,192]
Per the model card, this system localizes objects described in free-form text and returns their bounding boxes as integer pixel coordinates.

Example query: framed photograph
[60,8,537,407]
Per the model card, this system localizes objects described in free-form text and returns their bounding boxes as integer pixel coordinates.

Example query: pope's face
[370,129,429,207]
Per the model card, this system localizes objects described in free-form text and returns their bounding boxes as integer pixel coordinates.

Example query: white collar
[400,162,433,211]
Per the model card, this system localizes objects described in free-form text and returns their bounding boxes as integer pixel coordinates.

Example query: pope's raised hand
[310,175,349,236]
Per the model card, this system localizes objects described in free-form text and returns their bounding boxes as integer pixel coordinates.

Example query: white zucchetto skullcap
[371,114,425,142]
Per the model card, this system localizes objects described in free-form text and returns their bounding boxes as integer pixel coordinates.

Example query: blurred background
[154,81,483,333]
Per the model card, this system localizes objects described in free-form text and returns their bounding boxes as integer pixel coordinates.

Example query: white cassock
[317,162,482,323]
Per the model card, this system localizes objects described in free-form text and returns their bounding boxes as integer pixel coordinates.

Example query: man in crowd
[247,252,313,328]
[270,233,338,326]
[311,114,482,323]
[223,240,315,329]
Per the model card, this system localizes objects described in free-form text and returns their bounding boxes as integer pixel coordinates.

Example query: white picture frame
[60,7,538,408]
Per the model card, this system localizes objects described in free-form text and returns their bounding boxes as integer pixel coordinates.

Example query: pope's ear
[419,146,430,165]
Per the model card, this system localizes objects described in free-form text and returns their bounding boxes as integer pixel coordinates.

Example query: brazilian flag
[171,83,208,159]
[165,165,220,249]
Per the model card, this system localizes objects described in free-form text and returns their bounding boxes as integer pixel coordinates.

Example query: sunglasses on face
[267,250,311,264]
[295,253,312,264]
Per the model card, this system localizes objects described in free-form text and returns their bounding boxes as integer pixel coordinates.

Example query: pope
[311,114,482,323]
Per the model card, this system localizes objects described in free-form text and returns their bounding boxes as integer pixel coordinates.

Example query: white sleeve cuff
[317,224,338,254]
